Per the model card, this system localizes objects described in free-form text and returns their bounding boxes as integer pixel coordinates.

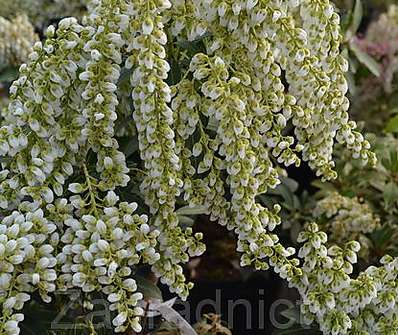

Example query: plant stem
[83,163,99,217]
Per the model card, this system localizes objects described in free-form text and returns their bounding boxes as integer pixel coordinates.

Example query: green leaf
[176,32,212,50]
[282,177,299,193]
[385,115,398,133]
[0,66,19,82]
[371,225,395,249]
[178,215,195,226]
[390,150,398,173]
[135,275,163,301]
[280,307,301,323]
[268,183,295,208]
[272,308,321,335]
[155,303,198,335]
[176,205,207,216]
[349,42,381,77]
[383,182,398,209]
[118,136,139,158]
[118,66,132,84]
[347,0,363,38]
[267,177,299,208]
[206,117,219,131]
[345,67,356,95]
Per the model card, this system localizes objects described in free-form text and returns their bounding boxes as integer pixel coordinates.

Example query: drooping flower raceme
[126,0,205,297]
[0,0,391,334]
[291,223,398,335]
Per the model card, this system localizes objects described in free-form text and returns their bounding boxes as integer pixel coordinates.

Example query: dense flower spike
[314,192,380,257]
[126,0,205,298]
[0,15,38,67]
[290,223,398,335]
[59,178,160,333]
[79,0,130,190]
[0,1,393,334]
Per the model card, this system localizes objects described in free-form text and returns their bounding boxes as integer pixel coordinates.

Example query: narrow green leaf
[383,182,398,209]
[176,205,207,216]
[280,307,301,323]
[135,275,163,301]
[282,177,299,193]
[385,115,398,133]
[345,68,356,95]
[178,215,195,226]
[350,0,363,35]
[206,117,219,131]
[350,42,381,77]
[371,225,395,249]
[118,136,139,158]
[0,66,19,82]
[155,303,198,335]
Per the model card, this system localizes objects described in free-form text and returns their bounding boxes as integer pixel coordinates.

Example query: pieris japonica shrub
[0,0,396,334]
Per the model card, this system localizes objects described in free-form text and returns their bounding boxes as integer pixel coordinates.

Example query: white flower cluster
[0,14,38,68]
[79,0,130,191]
[184,0,377,181]
[126,0,205,298]
[58,185,160,333]
[186,53,293,272]
[0,0,388,334]
[0,180,160,333]
[0,18,89,209]
[0,202,56,334]
[289,223,398,335]
[314,192,380,256]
